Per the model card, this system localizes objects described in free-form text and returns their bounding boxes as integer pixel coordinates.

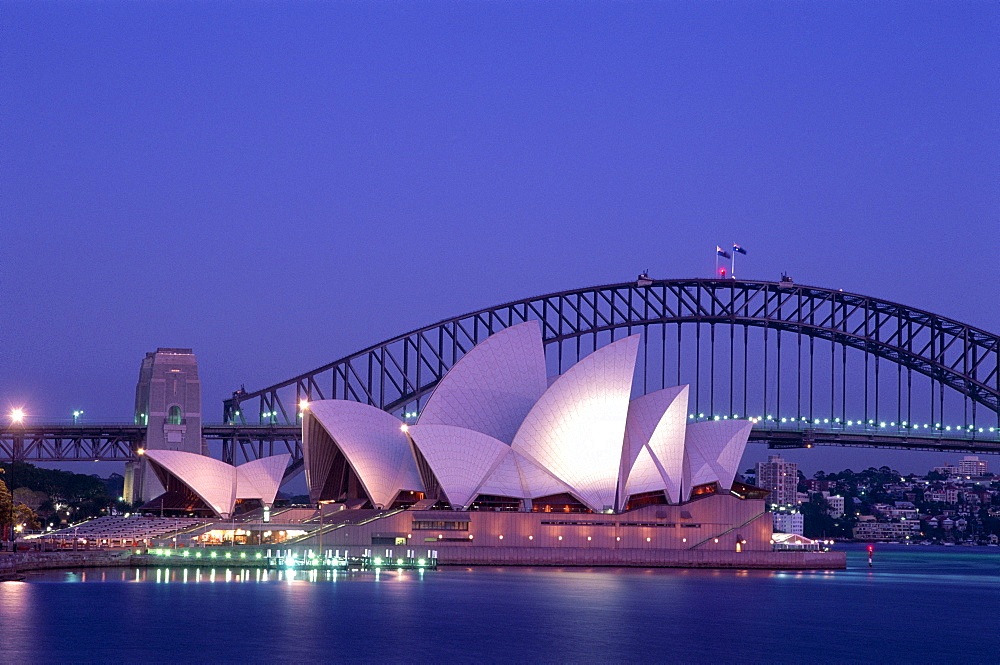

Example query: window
[167,406,182,425]
[412,520,469,531]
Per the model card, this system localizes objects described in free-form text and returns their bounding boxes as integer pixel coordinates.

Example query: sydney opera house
[131,322,843,567]
[297,322,804,565]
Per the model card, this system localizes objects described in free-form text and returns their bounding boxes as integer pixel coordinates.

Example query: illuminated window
[167,406,182,425]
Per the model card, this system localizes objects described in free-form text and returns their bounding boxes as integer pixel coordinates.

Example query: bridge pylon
[125,348,204,504]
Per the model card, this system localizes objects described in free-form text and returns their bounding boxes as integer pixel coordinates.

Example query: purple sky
[1,1,997,475]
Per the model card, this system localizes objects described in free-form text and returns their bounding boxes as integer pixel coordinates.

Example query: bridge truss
[227,278,999,452]
[0,424,301,466]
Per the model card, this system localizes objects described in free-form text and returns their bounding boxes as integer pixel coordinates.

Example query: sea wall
[0,550,133,574]
[430,546,846,569]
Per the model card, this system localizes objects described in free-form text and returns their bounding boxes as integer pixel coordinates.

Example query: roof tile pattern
[621,386,689,505]
[417,321,547,444]
[307,400,424,508]
[302,324,753,513]
[682,420,754,500]
[145,449,237,517]
[406,424,509,509]
[237,454,290,505]
[512,334,640,512]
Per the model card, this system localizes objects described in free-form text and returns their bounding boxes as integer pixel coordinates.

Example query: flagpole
[732,246,737,280]
[715,249,719,278]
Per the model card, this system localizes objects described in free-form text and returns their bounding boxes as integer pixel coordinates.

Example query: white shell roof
[307,400,424,508]
[236,454,290,506]
[406,424,509,509]
[512,334,640,512]
[514,452,572,498]
[621,386,689,505]
[476,449,526,498]
[682,420,753,500]
[144,449,236,517]
[622,445,665,498]
[417,321,548,444]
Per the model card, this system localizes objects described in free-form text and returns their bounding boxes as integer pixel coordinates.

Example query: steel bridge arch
[227,279,1000,427]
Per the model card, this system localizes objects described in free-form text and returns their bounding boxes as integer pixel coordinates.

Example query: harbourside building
[771,511,804,536]
[297,322,801,562]
[756,454,799,508]
[958,456,989,477]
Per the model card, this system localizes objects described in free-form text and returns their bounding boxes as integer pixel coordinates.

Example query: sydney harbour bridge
[3,277,999,477]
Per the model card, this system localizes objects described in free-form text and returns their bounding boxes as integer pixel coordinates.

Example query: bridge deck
[1,423,998,463]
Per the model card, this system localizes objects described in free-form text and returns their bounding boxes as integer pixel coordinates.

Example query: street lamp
[9,408,24,424]
[73,410,83,424]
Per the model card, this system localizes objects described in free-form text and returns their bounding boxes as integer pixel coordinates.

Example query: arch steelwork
[226,279,1000,438]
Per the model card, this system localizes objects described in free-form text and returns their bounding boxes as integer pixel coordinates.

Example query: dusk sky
[2,1,997,475]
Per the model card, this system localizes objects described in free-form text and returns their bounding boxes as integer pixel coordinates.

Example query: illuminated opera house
[299,322,791,561]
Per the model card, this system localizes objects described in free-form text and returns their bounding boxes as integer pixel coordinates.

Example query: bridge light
[137,448,145,455]
[834,418,840,423]
[713,416,720,421]
[781,418,787,423]
[9,408,24,424]
[299,400,309,411]
[767,415,773,420]
[946,426,952,431]
[890,422,895,427]
[880,422,886,428]
[400,424,409,433]
[733,414,739,418]
[698,413,704,418]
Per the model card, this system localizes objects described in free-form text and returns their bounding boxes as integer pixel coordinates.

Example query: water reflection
[27,566,429,584]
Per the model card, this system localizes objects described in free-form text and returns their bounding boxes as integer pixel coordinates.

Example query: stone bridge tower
[124,348,205,504]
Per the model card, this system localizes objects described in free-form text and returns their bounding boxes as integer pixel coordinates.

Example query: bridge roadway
[0,423,997,463]
[0,423,301,463]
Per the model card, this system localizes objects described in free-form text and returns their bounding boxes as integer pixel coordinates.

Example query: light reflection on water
[3,546,998,663]
[31,565,432,586]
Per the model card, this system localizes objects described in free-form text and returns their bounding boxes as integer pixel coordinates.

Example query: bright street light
[10,408,24,424]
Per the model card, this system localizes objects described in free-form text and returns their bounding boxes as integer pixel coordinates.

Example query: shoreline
[1,547,845,575]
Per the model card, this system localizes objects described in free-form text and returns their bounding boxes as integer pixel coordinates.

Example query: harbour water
[1,545,997,663]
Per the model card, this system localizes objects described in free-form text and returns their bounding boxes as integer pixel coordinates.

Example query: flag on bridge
[733,244,747,255]
[716,246,731,259]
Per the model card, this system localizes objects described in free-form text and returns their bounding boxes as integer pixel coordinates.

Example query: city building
[853,521,920,541]
[932,463,958,478]
[756,455,799,508]
[821,492,845,518]
[772,511,804,535]
[958,456,989,477]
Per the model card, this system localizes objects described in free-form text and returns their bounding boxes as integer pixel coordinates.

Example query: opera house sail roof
[142,449,289,518]
[303,321,755,513]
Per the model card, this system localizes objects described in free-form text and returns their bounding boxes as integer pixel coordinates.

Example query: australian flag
[716,246,731,259]
[733,244,747,255]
